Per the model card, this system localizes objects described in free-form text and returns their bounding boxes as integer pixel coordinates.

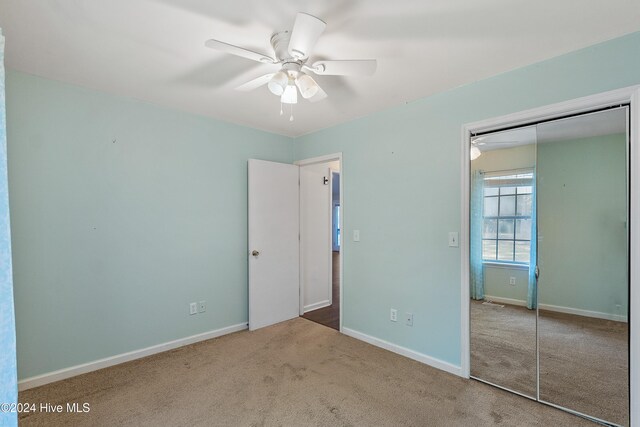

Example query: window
[482,172,533,264]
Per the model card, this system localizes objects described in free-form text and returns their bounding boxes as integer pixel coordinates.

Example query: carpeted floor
[18,317,593,426]
[470,301,537,397]
[470,300,628,426]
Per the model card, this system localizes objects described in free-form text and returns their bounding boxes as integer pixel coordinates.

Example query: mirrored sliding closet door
[536,108,629,426]
[469,125,538,398]
[469,107,630,426]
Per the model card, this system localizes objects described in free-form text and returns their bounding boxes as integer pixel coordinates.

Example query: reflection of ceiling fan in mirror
[471,126,538,159]
[205,12,377,120]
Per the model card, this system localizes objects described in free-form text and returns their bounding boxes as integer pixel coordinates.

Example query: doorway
[298,156,342,331]
[247,154,343,333]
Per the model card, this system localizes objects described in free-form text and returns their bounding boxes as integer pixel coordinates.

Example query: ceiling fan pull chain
[289,103,294,122]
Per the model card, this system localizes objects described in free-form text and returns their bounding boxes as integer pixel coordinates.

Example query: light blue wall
[6,71,293,379]
[0,29,18,427]
[538,134,627,317]
[484,266,529,302]
[7,31,640,380]
[294,32,640,366]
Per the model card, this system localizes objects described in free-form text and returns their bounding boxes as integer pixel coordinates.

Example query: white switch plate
[509,277,516,286]
[390,308,397,322]
[405,313,414,326]
[198,300,206,313]
[353,230,360,242]
[448,232,459,247]
[189,302,197,315]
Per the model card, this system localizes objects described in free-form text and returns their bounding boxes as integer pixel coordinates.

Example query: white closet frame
[460,85,640,426]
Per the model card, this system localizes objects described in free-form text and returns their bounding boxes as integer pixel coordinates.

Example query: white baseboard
[342,327,462,377]
[304,299,331,313]
[484,295,527,307]
[483,295,628,323]
[538,303,628,323]
[18,322,248,391]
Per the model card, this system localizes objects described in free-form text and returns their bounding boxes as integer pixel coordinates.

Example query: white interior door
[300,164,332,313]
[248,159,300,331]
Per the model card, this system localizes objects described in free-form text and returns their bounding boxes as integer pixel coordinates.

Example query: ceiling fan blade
[205,39,276,64]
[308,85,327,103]
[288,13,326,59]
[310,60,377,76]
[235,73,275,91]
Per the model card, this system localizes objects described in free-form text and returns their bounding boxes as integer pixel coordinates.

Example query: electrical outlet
[390,308,398,322]
[405,313,414,327]
[189,302,197,315]
[509,277,516,286]
[353,230,360,242]
[198,300,206,313]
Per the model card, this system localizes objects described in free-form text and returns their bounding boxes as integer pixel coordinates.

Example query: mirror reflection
[469,107,629,426]
[470,126,538,398]
[536,109,629,426]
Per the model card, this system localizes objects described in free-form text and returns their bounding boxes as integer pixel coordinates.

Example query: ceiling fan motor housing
[270,31,299,64]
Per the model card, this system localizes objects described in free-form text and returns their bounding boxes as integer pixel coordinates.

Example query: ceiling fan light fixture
[295,73,319,99]
[281,84,298,104]
[268,71,288,96]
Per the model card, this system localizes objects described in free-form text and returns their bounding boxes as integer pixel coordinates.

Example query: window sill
[483,261,529,271]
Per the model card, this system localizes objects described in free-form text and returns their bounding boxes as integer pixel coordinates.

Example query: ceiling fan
[204,12,377,120]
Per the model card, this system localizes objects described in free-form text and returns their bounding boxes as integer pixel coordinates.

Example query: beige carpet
[19,318,593,427]
[471,300,628,426]
[470,301,537,397]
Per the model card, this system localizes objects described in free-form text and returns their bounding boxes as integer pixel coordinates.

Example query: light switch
[353,230,360,242]
[449,232,459,247]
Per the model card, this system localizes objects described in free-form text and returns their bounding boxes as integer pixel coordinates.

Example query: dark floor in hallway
[302,251,340,330]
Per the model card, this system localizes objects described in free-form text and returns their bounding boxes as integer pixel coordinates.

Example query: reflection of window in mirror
[482,172,533,264]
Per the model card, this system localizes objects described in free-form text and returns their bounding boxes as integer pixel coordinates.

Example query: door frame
[460,85,640,426]
[295,153,344,332]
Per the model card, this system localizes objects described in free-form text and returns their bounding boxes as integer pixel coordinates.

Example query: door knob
[252,250,260,257]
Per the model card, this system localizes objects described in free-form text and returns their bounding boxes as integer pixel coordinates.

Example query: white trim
[296,153,344,333]
[630,87,640,427]
[464,85,639,135]
[538,303,628,323]
[460,122,471,378]
[343,327,462,377]
[483,295,628,322]
[461,85,639,426]
[304,299,331,313]
[18,322,248,391]
[483,295,527,307]
[294,153,342,167]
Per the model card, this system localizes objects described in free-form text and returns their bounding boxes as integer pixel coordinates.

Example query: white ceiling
[473,107,628,151]
[1,1,639,138]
